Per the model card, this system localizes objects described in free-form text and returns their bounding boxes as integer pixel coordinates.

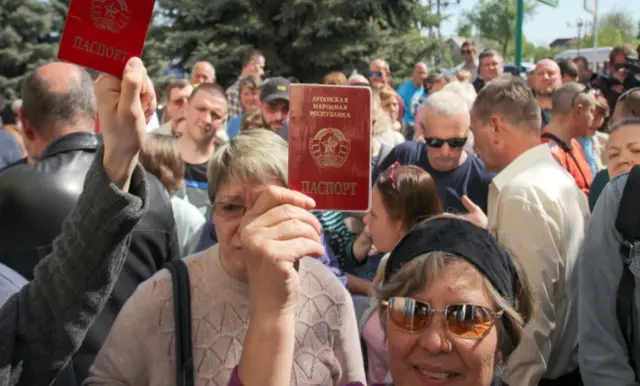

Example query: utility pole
[428,0,461,39]
[515,0,524,70]
[568,17,592,55]
[583,0,598,48]
[577,17,584,56]
[520,1,559,70]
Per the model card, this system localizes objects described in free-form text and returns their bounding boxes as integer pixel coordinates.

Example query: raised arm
[0,57,157,386]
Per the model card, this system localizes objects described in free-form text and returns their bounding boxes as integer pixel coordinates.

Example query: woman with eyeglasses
[86,129,366,385]
[361,162,443,384]
[226,216,534,386]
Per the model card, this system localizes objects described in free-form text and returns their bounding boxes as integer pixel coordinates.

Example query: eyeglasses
[212,201,246,220]
[461,50,473,55]
[369,70,383,78]
[570,84,601,107]
[379,161,401,189]
[383,297,503,339]
[425,137,468,148]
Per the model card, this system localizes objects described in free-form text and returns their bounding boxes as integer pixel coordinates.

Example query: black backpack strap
[615,165,640,376]
[165,260,194,386]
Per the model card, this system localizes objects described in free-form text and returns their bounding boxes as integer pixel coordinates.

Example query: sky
[440,0,640,46]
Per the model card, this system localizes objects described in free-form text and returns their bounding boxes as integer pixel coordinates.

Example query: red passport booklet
[288,85,372,212]
[57,0,155,77]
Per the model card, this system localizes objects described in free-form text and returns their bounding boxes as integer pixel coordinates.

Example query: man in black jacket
[0,62,179,383]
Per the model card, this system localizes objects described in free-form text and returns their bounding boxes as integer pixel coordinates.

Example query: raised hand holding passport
[95,57,156,191]
[58,0,155,76]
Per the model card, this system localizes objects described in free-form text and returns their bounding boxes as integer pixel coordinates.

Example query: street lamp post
[576,17,584,55]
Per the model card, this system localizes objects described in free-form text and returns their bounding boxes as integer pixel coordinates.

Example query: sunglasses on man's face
[369,70,383,78]
[384,297,503,339]
[461,50,473,55]
[425,137,468,149]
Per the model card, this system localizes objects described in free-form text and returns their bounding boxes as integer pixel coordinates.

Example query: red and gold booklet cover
[57,0,155,77]
[288,85,372,212]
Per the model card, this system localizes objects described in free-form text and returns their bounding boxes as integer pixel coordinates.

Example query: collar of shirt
[487,144,553,228]
[492,144,551,192]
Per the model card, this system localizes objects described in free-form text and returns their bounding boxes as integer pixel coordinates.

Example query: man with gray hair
[191,60,216,85]
[0,61,179,383]
[375,90,494,213]
[469,76,588,386]
[541,81,597,194]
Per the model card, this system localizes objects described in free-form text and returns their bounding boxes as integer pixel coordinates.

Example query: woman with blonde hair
[323,71,349,85]
[372,90,404,148]
[377,85,403,132]
[456,69,472,83]
[87,129,366,385]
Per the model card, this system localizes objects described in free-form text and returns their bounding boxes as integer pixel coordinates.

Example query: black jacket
[0,132,179,382]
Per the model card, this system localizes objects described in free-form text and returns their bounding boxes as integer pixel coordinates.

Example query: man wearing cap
[260,77,290,141]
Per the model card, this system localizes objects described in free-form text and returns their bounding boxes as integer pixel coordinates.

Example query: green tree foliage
[0,0,67,99]
[456,20,473,38]
[462,0,536,56]
[521,39,563,62]
[149,0,441,87]
[581,10,638,48]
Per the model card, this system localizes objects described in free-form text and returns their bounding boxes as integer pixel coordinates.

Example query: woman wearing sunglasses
[227,216,534,386]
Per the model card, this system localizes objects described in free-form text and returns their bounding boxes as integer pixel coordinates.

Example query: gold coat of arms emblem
[309,128,351,168]
[91,0,131,34]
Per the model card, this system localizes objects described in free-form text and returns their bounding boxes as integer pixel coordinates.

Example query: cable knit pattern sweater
[86,245,366,385]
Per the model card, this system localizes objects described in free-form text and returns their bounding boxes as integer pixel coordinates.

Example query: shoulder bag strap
[165,259,195,386]
[541,132,591,189]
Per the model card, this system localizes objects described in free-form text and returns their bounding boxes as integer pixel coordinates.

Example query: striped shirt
[313,211,360,273]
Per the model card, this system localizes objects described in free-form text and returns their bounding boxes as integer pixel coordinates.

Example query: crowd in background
[0,37,640,386]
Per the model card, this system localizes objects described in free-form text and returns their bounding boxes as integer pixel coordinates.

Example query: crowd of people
[0,37,640,386]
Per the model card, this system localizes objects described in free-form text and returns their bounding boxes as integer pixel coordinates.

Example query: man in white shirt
[468,76,589,386]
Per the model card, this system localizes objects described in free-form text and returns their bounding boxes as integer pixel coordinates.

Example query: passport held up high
[57,0,155,76]
[288,85,372,212]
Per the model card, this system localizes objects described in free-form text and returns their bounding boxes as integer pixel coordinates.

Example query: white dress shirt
[488,144,590,385]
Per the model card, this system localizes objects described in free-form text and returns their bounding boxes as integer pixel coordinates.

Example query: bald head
[370,58,389,72]
[551,82,595,116]
[21,62,96,138]
[348,74,370,86]
[612,89,640,124]
[191,61,215,85]
[533,59,561,96]
[412,62,429,86]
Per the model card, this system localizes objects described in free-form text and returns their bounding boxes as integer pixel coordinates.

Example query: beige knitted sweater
[85,245,366,386]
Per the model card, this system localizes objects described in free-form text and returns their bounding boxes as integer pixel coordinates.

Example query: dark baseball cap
[261,77,290,103]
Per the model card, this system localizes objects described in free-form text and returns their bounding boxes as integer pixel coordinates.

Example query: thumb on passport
[119,57,145,118]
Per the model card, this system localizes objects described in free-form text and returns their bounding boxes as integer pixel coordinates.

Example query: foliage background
[0,0,637,100]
